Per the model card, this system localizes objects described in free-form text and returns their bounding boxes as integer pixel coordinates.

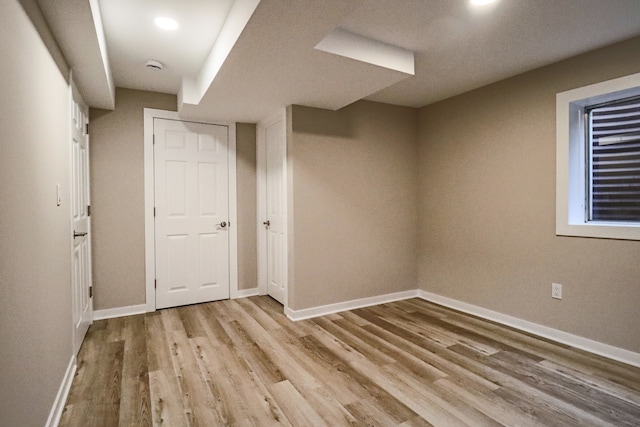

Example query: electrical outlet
[552,283,563,300]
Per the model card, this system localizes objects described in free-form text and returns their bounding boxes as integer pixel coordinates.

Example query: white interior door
[71,83,92,355]
[263,115,287,305]
[154,118,230,309]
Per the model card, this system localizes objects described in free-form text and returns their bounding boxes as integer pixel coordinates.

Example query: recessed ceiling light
[470,0,497,5]
[154,17,179,31]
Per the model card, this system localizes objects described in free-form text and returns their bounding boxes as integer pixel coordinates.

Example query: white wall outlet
[552,283,563,300]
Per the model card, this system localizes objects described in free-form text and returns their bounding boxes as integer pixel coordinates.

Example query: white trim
[143,108,238,311]
[418,290,640,368]
[282,287,640,367]
[93,289,258,320]
[68,79,76,358]
[143,108,158,313]
[93,304,148,321]
[256,117,267,296]
[46,356,76,427]
[285,106,294,313]
[282,109,289,311]
[285,290,419,321]
[235,287,259,298]
[227,123,239,299]
[556,72,640,241]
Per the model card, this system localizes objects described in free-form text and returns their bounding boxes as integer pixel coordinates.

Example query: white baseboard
[46,355,76,427]
[93,304,147,321]
[91,289,640,368]
[95,290,259,320]
[418,290,640,368]
[285,290,418,321]
[234,287,259,298]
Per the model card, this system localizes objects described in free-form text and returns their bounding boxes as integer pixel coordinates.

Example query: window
[556,72,640,240]
[588,97,640,222]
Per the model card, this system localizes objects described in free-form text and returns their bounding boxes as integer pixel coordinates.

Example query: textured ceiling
[39,0,640,122]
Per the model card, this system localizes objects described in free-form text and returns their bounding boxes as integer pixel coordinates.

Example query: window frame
[556,72,640,241]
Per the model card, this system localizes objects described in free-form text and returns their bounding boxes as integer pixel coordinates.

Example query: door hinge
[153,134,155,145]
[89,286,93,298]
[154,279,157,289]
[153,207,156,217]
[85,123,89,135]
[87,205,91,217]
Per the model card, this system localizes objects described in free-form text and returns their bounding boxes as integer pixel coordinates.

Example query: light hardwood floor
[59,296,640,426]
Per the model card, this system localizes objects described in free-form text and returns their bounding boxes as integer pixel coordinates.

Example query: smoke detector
[145,60,164,71]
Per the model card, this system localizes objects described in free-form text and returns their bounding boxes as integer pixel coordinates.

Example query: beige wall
[288,102,419,310]
[90,89,177,310]
[0,1,73,424]
[237,123,258,290]
[17,0,69,78]
[417,36,640,353]
[91,96,258,309]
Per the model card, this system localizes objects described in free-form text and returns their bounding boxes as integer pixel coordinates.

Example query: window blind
[589,97,640,222]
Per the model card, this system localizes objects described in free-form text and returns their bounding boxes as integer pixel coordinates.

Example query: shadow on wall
[292,105,354,138]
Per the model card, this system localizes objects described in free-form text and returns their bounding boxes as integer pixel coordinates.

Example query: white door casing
[257,111,287,305]
[154,118,230,309]
[70,81,92,355]
[144,109,238,312]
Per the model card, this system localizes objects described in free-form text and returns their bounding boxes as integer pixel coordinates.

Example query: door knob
[73,231,87,238]
[263,220,270,227]
[218,221,227,228]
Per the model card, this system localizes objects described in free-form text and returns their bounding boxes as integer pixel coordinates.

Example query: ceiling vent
[145,60,164,71]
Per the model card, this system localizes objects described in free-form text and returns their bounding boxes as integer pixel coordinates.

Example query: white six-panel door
[264,115,287,305]
[71,84,92,356]
[154,118,230,309]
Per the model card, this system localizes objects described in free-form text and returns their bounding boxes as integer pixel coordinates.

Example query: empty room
[1,0,639,425]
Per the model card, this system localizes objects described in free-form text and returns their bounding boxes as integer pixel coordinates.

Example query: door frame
[143,108,238,312]
[256,109,288,309]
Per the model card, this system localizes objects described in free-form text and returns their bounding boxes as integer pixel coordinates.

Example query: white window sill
[556,221,640,241]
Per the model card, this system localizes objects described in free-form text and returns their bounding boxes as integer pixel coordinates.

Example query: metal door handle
[217,221,227,228]
[73,231,87,238]
[263,220,270,227]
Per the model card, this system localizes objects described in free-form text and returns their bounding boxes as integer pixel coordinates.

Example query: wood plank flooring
[59,296,640,426]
